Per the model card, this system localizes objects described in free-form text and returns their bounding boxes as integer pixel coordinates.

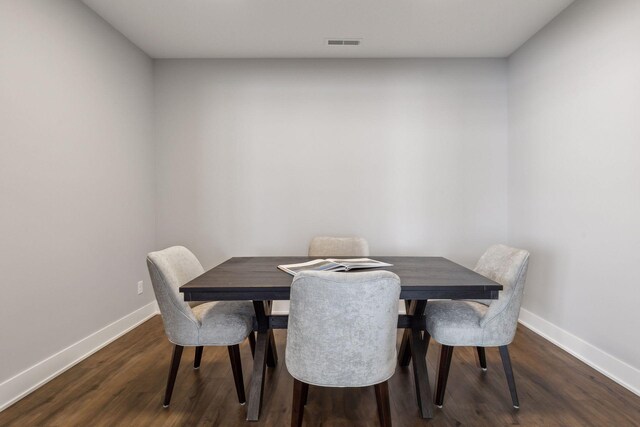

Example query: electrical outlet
[137,280,144,295]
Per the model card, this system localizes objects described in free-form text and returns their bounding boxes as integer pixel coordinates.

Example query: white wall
[155,59,508,281]
[508,0,640,388]
[0,0,156,393]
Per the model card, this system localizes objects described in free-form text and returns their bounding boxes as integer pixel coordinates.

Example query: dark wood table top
[180,256,502,301]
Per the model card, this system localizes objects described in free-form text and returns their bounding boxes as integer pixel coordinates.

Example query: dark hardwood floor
[1,316,638,426]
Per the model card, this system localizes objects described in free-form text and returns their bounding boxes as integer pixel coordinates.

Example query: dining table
[179,256,502,421]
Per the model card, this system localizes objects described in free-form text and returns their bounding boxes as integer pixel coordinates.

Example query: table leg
[246,330,268,421]
[410,327,434,418]
[408,300,433,418]
[247,300,276,421]
[266,329,278,367]
[398,300,415,366]
[265,301,278,367]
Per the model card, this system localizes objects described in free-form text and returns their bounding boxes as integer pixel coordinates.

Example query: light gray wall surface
[154,59,509,275]
[0,0,156,382]
[508,0,640,370]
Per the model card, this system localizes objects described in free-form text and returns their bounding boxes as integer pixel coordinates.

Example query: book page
[277,259,343,276]
[326,258,393,270]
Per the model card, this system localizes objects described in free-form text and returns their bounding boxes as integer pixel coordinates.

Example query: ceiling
[82,0,574,59]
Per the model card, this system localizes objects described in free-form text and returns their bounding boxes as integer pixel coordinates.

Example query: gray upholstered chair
[308,236,370,257]
[146,246,255,407]
[285,270,401,427]
[425,244,529,409]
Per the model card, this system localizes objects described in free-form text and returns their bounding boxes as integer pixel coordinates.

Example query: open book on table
[277,258,393,276]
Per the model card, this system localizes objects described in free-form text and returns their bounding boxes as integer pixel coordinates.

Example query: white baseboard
[518,307,640,397]
[0,301,159,412]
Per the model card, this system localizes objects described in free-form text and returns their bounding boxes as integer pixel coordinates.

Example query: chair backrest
[146,246,203,344]
[475,244,530,342]
[308,236,370,257]
[285,270,401,387]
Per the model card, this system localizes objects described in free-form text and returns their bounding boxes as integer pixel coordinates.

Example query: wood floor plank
[1,316,638,426]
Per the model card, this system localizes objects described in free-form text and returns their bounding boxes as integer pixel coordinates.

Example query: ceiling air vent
[326,38,362,46]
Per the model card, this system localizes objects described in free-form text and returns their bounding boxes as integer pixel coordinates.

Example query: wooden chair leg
[499,345,520,408]
[476,346,487,371]
[302,380,309,406]
[248,332,256,358]
[374,380,392,427]
[194,346,203,369]
[163,344,183,407]
[375,388,384,427]
[291,378,307,427]
[228,344,246,404]
[435,345,454,407]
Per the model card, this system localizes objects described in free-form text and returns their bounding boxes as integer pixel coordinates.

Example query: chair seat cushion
[425,300,489,346]
[191,301,254,346]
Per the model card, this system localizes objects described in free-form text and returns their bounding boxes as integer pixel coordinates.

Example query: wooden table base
[409,327,433,418]
[246,330,268,421]
[399,299,434,418]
